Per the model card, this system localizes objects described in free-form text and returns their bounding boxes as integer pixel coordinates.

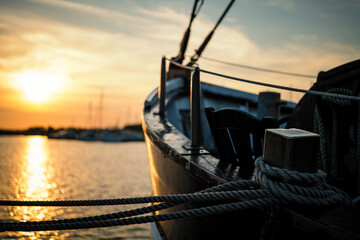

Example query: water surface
[0,135,151,239]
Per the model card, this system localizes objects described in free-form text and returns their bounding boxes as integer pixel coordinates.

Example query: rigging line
[175,0,204,62]
[199,68,360,101]
[189,0,204,24]
[164,57,360,102]
[198,56,317,79]
[188,0,236,65]
[213,0,236,30]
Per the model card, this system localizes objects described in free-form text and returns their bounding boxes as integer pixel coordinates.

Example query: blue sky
[0,0,359,129]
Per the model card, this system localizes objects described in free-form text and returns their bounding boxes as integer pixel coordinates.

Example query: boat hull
[143,124,267,240]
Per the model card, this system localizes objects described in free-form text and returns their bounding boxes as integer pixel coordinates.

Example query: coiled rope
[254,158,352,206]
[0,157,352,232]
[313,88,357,180]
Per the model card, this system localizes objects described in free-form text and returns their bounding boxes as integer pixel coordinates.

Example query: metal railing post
[191,67,201,147]
[159,56,166,117]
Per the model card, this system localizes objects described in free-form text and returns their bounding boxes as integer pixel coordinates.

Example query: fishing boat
[142,1,360,239]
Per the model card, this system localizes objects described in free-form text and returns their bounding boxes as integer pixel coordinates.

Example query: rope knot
[254,157,352,207]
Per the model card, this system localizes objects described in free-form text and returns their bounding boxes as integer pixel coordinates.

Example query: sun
[14,71,65,103]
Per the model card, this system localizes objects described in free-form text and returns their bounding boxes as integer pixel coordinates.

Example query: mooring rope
[0,157,352,232]
[0,189,268,207]
[0,178,259,230]
[0,199,270,232]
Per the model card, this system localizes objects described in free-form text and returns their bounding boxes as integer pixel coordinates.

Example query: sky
[0,0,359,130]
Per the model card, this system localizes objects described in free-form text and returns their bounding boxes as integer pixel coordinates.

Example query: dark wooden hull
[144,127,267,239]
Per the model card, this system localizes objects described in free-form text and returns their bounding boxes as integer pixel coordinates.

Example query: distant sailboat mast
[98,90,104,129]
[127,105,131,126]
[88,101,93,129]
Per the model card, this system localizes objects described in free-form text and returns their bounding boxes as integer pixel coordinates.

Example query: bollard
[263,128,319,173]
[257,91,281,119]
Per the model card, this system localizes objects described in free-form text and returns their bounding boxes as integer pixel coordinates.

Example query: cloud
[29,0,142,23]
[0,2,359,128]
[2,3,356,83]
[266,0,296,11]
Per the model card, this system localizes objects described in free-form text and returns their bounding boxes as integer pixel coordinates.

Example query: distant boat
[76,129,97,141]
[48,129,76,139]
[48,129,144,142]
[142,0,360,239]
[97,130,126,142]
[97,129,144,142]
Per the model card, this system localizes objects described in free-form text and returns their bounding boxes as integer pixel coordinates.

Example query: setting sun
[14,71,66,103]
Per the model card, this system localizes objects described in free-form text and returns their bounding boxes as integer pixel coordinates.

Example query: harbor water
[0,135,152,239]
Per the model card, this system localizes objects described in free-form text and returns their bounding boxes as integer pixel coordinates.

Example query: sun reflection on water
[24,136,56,200]
[12,136,58,238]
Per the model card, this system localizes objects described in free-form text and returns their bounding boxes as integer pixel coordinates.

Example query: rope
[0,190,268,207]
[0,179,263,207]
[358,94,360,194]
[329,107,338,178]
[0,158,352,232]
[0,199,269,232]
[323,88,353,179]
[321,88,353,105]
[198,55,317,79]
[314,88,354,179]
[314,105,328,174]
[164,58,360,102]
[0,180,258,230]
[188,0,235,65]
[254,158,352,206]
